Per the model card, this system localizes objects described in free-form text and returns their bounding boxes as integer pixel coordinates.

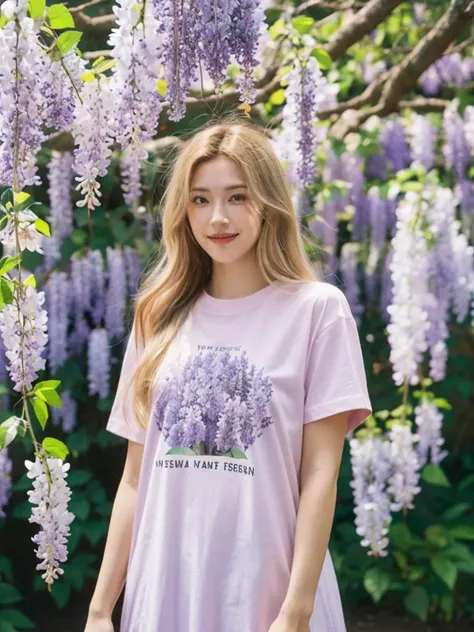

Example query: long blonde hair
[124,116,318,431]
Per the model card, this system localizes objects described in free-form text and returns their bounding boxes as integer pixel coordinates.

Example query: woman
[84,119,372,632]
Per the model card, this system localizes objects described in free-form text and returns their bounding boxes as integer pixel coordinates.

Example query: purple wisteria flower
[44,271,70,373]
[105,247,127,339]
[153,349,273,457]
[410,114,435,171]
[414,399,448,467]
[340,243,363,324]
[72,79,116,212]
[88,249,106,326]
[0,448,13,519]
[43,151,74,269]
[380,118,411,173]
[88,328,111,399]
[0,12,45,189]
[386,424,422,512]
[230,0,268,105]
[25,456,75,586]
[151,0,199,122]
[68,254,92,354]
[349,435,393,557]
[51,390,78,434]
[124,246,143,296]
[443,103,471,180]
[108,0,165,205]
[275,56,337,188]
[0,285,48,392]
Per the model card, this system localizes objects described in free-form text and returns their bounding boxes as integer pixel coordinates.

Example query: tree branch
[332,0,474,137]
[324,0,404,60]
[74,9,116,32]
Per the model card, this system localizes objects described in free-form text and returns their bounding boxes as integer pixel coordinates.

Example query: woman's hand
[268,609,311,632]
[84,613,114,632]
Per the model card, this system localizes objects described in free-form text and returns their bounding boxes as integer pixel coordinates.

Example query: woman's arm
[273,411,348,629]
[86,440,144,623]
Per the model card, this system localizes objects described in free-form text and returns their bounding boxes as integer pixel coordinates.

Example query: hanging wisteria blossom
[414,399,448,467]
[25,457,75,586]
[88,328,111,399]
[108,0,165,205]
[273,55,337,188]
[386,424,422,512]
[0,285,48,392]
[0,8,45,189]
[350,435,393,557]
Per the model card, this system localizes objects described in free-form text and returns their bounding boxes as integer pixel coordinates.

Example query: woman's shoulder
[276,280,352,327]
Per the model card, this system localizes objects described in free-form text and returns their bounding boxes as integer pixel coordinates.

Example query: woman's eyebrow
[190,184,248,192]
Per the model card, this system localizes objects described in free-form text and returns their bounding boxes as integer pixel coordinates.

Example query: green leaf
[156,79,166,97]
[70,228,87,246]
[441,503,471,521]
[0,557,13,581]
[34,379,61,392]
[82,518,108,547]
[50,580,71,610]
[291,16,314,35]
[165,447,195,456]
[449,525,474,541]
[36,388,62,408]
[0,255,21,277]
[311,48,332,69]
[42,437,69,461]
[0,620,17,632]
[389,522,412,551]
[92,59,116,75]
[27,0,45,19]
[363,567,391,602]
[0,608,35,629]
[33,218,50,237]
[228,448,247,459]
[31,397,48,430]
[67,469,92,487]
[23,274,36,288]
[269,89,286,106]
[0,279,13,305]
[81,71,96,83]
[421,464,451,487]
[431,555,457,589]
[425,525,449,549]
[56,30,82,56]
[403,585,429,622]
[69,495,90,521]
[0,417,23,450]
[47,3,74,29]
[0,584,22,606]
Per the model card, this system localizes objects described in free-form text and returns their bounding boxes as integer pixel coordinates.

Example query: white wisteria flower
[25,456,75,586]
[0,209,44,254]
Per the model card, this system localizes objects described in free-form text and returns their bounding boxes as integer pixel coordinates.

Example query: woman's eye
[191,194,246,204]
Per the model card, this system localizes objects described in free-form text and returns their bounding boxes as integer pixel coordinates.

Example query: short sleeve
[303,313,372,434]
[106,321,148,445]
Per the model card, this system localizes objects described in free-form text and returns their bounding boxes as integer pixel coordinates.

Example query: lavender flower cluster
[153,350,273,456]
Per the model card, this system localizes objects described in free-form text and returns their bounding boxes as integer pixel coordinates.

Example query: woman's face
[186,156,263,265]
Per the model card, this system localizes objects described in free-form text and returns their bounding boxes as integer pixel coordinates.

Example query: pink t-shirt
[106,280,372,632]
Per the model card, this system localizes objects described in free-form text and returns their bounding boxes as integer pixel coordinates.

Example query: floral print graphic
[153,349,273,458]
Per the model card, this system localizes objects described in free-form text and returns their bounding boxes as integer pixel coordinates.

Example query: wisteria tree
[0,0,473,628]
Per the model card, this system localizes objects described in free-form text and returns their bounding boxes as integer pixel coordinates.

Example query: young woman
[84,119,372,632]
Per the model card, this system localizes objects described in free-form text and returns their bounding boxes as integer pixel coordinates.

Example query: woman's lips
[209,234,238,245]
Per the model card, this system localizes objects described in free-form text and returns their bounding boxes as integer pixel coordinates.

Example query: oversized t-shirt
[106,280,372,632]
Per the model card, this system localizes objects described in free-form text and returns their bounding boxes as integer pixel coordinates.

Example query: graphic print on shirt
[152,346,274,459]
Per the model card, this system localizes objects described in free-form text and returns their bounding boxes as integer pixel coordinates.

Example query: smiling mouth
[208,234,238,244]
